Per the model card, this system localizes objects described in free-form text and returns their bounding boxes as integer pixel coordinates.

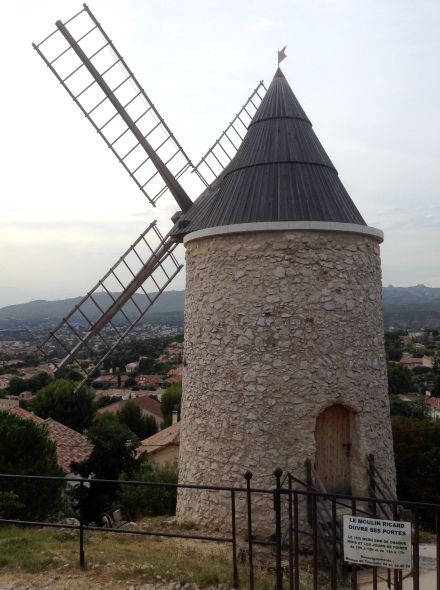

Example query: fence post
[244,471,254,590]
[273,467,283,590]
[305,459,313,526]
[231,489,239,589]
[79,480,85,568]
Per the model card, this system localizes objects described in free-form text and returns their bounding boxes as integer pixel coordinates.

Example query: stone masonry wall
[176,230,396,536]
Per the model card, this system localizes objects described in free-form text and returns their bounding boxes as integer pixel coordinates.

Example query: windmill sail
[193,81,266,185]
[32,3,205,211]
[38,222,182,390]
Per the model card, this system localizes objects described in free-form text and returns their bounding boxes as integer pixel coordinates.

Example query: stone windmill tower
[172,67,396,531]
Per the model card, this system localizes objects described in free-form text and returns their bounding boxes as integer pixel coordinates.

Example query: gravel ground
[0,574,232,590]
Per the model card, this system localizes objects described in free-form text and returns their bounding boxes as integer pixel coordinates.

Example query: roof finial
[278,46,287,66]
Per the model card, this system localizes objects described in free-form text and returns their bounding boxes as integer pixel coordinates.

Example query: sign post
[343,515,412,569]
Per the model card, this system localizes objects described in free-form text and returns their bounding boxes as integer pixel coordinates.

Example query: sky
[1,0,439,309]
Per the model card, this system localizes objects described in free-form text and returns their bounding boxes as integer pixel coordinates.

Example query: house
[125,362,139,373]
[136,374,164,388]
[0,375,15,389]
[7,407,92,475]
[137,420,180,466]
[166,375,183,385]
[97,374,130,388]
[400,357,424,370]
[95,395,163,425]
[0,398,19,410]
[425,397,440,420]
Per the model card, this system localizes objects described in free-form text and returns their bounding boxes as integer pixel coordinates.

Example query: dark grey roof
[171,68,366,239]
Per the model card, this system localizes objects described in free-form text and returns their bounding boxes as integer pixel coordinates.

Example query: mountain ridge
[1,286,440,329]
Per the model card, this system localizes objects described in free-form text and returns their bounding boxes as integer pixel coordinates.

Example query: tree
[431,375,440,397]
[116,401,158,440]
[97,395,121,409]
[160,382,182,428]
[387,362,413,396]
[389,396,431,420]
[0,411,65,520]
[392,417,440,507]
[8,376,28,396]
[139,357,155,373]
[71,413,144,524]
[32,379,97,432]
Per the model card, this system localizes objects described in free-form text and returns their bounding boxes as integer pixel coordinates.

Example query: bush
[119,461,178,520]
[0,411,65,520]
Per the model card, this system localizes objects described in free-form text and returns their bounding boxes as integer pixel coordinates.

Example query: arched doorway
[315,404,352,494]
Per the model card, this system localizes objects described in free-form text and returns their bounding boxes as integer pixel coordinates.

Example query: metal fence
[0,471,439,589]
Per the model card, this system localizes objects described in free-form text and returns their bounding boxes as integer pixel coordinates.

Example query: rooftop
[171,67,367,240]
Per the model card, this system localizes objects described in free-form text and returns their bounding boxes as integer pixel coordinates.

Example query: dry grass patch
[0,523,275,588]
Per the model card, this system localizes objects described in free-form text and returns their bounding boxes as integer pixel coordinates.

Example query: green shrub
[119,461,178,519]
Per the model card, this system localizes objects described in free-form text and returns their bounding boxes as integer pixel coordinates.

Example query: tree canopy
[387,362,413,396]
[0,411,64,520]
[392,417,440,506]
[160,382,182,429]
[71,413,144,523]
[389,396,431,420]
[116,401,158,440]
[32,379,97,432]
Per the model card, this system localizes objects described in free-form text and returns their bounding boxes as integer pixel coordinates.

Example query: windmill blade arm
[33,6,209,209]
[85,238,175,337]
[54,19,193,213]
[38,222,184,377]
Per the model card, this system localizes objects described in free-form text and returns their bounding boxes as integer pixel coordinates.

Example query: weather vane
[278,46,287,65]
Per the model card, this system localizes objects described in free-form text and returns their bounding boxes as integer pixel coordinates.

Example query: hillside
[0,290,185,321]
[382,285,440,330]
[382,284,440,305]
[1,286,440,331]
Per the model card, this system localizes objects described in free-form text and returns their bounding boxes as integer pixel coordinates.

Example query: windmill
[34,4,397,538]
[33,3,266,384]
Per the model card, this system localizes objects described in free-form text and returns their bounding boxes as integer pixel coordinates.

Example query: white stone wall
[177,230,396,536]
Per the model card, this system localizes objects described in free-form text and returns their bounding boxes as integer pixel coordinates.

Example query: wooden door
[315,404,352,494]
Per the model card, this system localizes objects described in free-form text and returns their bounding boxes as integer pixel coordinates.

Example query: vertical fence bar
[413,507,420,590]
[293,492,299,590]
[288,476,293,590]
[393,502,400,590]
[331,496,337,590]
[231,489,239,589]
[372,498,378,590]
[79,480,85,568]
[351,497,358,590]
[273,467,283,590]
[436,507,440,590]
[312,494,318,590]
[244,471,254,590]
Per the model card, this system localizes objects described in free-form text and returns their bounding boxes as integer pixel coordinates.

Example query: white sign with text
[343,515,412,569]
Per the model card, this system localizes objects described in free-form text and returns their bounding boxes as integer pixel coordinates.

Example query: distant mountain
[1,286,440,331]
[382,284,440,305]
[0,291,185,322]
[382,285,440,330]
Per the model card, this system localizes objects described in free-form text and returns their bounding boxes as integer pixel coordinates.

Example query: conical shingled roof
[171,68,366,239]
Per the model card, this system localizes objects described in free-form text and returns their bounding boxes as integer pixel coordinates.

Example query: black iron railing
[1,470,440,590]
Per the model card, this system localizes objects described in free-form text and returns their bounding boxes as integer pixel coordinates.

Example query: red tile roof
[8,407,92,473]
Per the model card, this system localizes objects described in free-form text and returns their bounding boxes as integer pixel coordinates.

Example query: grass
[0,523,275,588]
[0,520,353,589]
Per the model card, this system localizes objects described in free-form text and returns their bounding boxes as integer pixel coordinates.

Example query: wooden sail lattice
[38,222,182,390]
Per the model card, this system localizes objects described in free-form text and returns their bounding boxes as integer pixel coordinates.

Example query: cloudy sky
[1,0,439,309]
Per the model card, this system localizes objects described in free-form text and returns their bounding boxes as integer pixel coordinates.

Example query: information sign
[343,515,411,569]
